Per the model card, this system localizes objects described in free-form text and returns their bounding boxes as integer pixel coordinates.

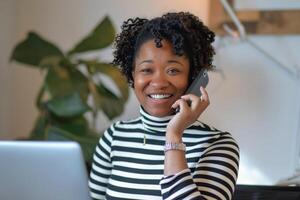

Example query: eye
[139,67,152,74]
[167,68,180,75]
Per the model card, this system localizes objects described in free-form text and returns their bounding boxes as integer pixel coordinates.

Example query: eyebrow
[137,59,184,66]
[167,60,183,65]
[137,60,153,66]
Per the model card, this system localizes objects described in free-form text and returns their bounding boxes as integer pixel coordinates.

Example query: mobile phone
[175,69,209,113]
[185,69,209,96]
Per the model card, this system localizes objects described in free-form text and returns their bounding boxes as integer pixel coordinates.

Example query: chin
[148,109,173,117]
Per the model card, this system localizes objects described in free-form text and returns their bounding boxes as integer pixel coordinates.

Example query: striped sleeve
[89,124,114,200]
[159,132,239,200]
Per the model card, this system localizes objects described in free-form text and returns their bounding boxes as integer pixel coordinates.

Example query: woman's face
[132,39,190,117]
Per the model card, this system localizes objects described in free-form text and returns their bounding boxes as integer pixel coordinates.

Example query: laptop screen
[0,141,92,200]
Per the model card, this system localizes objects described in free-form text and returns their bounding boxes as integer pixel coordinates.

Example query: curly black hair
[112,12,215,87]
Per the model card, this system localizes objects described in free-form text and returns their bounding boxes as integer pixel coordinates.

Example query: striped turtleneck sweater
[89,107,239,200]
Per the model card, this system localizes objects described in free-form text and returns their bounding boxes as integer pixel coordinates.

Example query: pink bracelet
[164,142,186,152]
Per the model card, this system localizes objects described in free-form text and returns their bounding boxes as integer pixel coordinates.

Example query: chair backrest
[233,185,300,200]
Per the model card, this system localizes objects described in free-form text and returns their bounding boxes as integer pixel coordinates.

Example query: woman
[89,12,239,200]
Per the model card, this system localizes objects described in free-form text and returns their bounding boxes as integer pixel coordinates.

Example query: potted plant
[10,16,129,168]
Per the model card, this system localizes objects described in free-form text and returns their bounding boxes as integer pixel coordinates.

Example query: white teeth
[149,94,172,99]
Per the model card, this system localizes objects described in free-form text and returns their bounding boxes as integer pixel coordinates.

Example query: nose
[150,71,169,89]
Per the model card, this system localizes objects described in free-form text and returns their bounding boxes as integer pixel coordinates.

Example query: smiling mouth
[148,94,173,99]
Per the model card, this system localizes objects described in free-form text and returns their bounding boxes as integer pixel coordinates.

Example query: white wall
[0,0,299,185]
[235,0,300,10]
[0,0,16,138]
[205,36,300,184]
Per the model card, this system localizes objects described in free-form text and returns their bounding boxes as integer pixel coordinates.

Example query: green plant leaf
[96,83,125,120]
[39,55,62,69]
[47,126,99,164]
[54,116,89,136]
[85,62,129,120]
[29,115,48,140]
[10,32,64,67]
[85,61,129,101]
[78,60,129,119]
[35,83,46,110]
[68,16,115,55]
[45,67,89,100]
[46,92,90,117]
[98,64,129,102]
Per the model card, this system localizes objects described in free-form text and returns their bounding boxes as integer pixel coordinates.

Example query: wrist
[165,134,182,143]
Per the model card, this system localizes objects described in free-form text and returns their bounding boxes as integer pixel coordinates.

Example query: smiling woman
[89,12,240,200]
[132,39,190,117]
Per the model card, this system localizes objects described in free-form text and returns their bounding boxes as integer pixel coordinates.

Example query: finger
[180,94,199,103]
[180,88,209,113]
[200,87,209,103]
[180,95,200,111]
[200,95,204,102]
[172,98,190,113]
[177,98,190,112]
[181,93,204,107]
[171,98,182,109]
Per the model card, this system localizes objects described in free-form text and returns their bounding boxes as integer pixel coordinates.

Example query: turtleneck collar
[139,106,175,132]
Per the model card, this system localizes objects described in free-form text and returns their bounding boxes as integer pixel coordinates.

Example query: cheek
[133,75,147,96]
[177,76,189,91]
[179,83,188,93]
[134,76,145,89]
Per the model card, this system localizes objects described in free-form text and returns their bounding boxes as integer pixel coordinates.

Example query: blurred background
[1,0,300,186]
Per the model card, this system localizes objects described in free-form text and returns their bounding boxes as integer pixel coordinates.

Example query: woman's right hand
[166,87,210,140]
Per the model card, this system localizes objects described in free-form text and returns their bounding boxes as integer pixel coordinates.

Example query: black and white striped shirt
[89,107,239,200]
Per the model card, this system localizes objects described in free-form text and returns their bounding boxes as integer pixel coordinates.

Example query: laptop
[0,141,92,200]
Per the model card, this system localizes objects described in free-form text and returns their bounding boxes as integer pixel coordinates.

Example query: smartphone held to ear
[175,69,209,113]
[185,69,209,96]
